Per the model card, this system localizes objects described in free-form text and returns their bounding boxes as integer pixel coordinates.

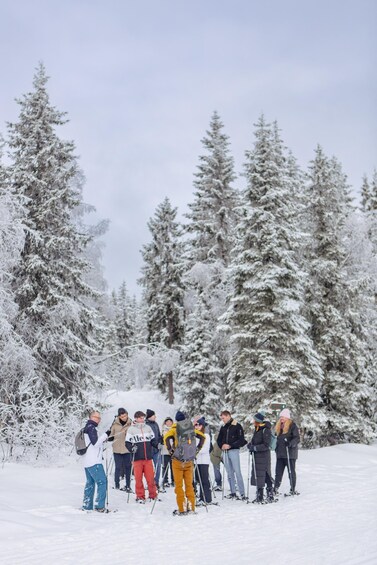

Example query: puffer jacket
[109,416,132,454]
[275,421,300,459]
[82,419,108,468]
[248,421,273,488]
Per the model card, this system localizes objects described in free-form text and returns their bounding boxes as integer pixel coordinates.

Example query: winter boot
[251,488,264,504]
[266,488,277,503]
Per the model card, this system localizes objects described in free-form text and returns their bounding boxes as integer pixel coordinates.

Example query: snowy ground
[1,389,376,565]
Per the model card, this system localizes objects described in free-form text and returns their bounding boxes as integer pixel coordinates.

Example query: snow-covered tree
[222,117,324,439]
[306,147,376,444]
[139,197,184,402]
[178,291,224,423]
[185,111,238,266]
[7,64,101,399]
[0,140,35,406]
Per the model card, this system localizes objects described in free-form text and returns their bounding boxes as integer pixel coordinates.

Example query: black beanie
[175,411,185,422]
[146,409,155,419]
[118,407,128,416]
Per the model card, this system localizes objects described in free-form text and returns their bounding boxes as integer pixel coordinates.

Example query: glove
[196,448,200,456]
[105,430,111,437]
[131,445,138,453]
[168,449,174,457]
[247,443,255,452]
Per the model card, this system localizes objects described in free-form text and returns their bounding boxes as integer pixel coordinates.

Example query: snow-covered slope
[0,389,376,565]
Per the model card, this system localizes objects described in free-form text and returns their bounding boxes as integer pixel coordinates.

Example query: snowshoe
[213,485,222,492]
[158,487,167,494]
[172,509,187,516]
[149,497,161,502]
[284,490,300,497]
[95,508,111,513]
[136,498,146,504]
[225,493,239,500]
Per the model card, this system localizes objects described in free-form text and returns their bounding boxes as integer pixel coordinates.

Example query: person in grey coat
[247,410,275,504]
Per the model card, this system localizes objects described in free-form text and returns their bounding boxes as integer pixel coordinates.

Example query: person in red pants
[125,411,158,503]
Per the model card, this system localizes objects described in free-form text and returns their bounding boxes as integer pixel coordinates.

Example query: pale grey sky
[1,0,376,295]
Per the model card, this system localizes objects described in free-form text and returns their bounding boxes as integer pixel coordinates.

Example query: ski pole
[127,450,136,503]
[251,451,258,502]
[150,460,170,515]
[222,450,227,500]
[194,461,209,513]
[246,451,251,503]
[105,451,110,510]
[285,442,294,493]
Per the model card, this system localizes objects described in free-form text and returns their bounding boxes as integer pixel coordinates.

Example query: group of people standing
[80,405,300,514]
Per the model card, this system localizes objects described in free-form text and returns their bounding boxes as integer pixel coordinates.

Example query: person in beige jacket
[108,407,133,491]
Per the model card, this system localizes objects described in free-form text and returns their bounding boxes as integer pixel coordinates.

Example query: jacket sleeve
[289,423,300,448]
[217,426,224,448]
[164,428,176,452]
[86,424,99,446]
[195,430,205,451]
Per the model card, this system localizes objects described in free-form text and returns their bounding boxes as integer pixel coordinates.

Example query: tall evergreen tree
[222,117,323,439]
[7,64,100,398]
[306,147,376,444]
[178,291,224,422]
[139,197,184,402]
[0,141,35,405]
[185,110,238,266]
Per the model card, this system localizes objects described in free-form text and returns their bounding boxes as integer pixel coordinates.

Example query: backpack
[75,428,89,456]
[174,419,197,461]
[263,427,277,451]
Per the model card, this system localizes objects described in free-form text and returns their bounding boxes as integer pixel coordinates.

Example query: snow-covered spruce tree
[0,140,36,407]
[139,197,184,403]
[180,112,238,415]
[306,147,376,444]
[7,64,101,399]
[222,116,324,440]
[178,291,224,423]
[185,110,238,266]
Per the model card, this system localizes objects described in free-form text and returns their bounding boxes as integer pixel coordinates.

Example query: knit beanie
[280,408,291,419]
[254,411,266,423]
[197,417,206,427]
[175,411,185,422]
[146,409,155,419]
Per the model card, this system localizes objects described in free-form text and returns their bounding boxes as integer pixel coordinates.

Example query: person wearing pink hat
[274,408,300,496]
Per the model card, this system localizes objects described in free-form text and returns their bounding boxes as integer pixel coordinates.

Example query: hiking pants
[162,454,174,485]
[133,459,157,500]
[172,459,195,512]
[223,449,245,496]
[82,464,107,510]
[196,463,212,503]
[113,452,132,489]
[275,457,297,491]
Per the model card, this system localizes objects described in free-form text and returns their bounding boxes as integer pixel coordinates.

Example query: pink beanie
[280,408,291,419]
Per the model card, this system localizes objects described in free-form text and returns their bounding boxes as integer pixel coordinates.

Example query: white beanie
[280,408,291,419]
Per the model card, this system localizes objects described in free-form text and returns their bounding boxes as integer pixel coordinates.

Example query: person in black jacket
[274,408,300,495]
[145,409,163,488]
[247,410,275,503]
[217,410,247,500]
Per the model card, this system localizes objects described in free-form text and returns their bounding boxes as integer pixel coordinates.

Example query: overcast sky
[1,0,376,296]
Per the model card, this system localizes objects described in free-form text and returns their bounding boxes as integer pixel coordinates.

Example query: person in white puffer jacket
[82,411,110,512]
[195,417,212,505]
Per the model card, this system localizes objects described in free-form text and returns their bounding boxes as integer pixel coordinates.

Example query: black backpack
[174,419,197,462]
[75,428,89,456]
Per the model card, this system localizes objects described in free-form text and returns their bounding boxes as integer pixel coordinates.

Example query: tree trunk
[167,371,174,404]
